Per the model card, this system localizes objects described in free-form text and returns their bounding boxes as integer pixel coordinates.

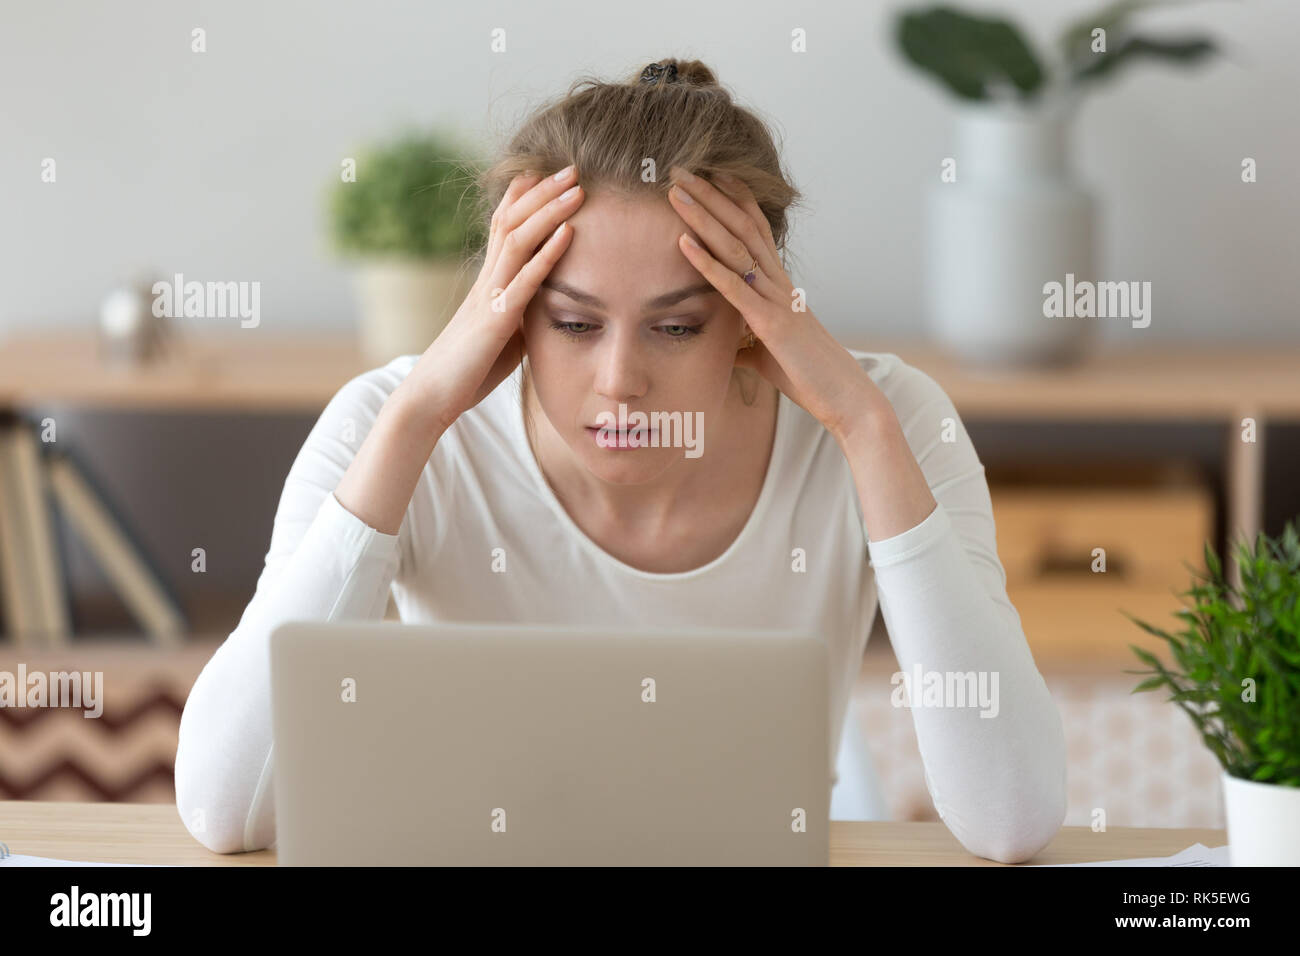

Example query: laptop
[269,621,829,865]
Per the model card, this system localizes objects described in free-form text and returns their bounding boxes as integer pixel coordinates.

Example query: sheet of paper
[1030,842,1230,867]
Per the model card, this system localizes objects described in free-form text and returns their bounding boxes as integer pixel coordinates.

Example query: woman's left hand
[668,166,881,443]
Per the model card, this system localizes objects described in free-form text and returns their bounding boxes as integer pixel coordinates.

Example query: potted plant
[894,2,1218,367]
[1126,520,1300,866]
[327,128,487,364]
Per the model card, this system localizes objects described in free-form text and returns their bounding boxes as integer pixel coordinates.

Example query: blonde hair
[467,57,802,445]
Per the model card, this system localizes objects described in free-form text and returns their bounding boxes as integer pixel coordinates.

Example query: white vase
[925,103,1096,367]
[352,257,474,365]
[1222,770,1300,866]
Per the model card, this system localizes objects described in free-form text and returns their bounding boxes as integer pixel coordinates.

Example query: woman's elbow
[174,711,271,853]
[981,793,1067,864]
[173,771,260,854]
[984,746,1069,863]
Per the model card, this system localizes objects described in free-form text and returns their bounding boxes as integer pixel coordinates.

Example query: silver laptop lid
[271,621,829,865]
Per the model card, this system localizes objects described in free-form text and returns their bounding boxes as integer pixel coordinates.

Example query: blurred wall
[3,0,1296,342]
[2,0,1296,620]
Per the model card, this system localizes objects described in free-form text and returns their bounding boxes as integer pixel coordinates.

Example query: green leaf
[1058,0,1156,64]
[1073,35,1217,86]
[1123,611,1177,642]
[1128,644,1162,669]
[1204,538,1223,581]
[896,7,1046,102]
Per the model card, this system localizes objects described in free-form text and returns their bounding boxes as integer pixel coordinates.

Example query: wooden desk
[0,801,1226,866]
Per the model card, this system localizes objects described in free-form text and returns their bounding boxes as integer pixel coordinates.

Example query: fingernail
[672,167,696,184]
[672,184,694,205]
[560,185,580,201]
[554,164,575,183]
[682,234,700,249]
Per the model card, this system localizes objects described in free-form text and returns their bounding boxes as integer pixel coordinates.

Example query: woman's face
[521,188,749,484]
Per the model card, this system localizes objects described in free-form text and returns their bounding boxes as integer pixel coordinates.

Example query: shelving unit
[845,336,1300,665]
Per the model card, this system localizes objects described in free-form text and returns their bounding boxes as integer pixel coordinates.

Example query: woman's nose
[592,339,648,401]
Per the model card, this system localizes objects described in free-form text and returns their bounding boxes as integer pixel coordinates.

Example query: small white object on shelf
[98,278,171,365]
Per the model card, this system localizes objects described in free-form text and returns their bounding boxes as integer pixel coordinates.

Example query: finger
[499,166,577,231]
[487,167,575,275]
[490,179,584,301]
[499,167,579,244]
[709,173,786,288]
[677,232,772,334]
[485,172,542,272]
[712,172,780,254]
[671,188,782,305]
[497,219,574,319]
[670,168,787,291]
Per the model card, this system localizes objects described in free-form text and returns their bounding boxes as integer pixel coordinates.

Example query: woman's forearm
[333,383,447,535]
[834,392,938,543]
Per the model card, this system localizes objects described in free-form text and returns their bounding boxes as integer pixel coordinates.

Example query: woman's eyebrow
[541,278,718,311]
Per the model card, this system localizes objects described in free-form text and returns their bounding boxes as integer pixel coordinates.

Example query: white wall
[3,0,1297,345]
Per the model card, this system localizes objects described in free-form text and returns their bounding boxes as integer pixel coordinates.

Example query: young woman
[175,59,1066,861]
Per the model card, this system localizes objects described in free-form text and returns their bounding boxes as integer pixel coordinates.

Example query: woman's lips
[586,425,658,448]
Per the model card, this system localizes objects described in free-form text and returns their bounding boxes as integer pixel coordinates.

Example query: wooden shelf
[843,338,1300,420]
[0,328,368,413]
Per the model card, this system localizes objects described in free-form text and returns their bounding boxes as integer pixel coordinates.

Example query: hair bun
[637,59,717,87]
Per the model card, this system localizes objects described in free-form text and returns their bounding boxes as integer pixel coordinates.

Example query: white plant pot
[1222,770,1300,866]
[925,103,1096,367]
[352,257,474,366]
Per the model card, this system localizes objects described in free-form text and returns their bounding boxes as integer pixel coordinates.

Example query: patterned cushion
[852,650,1225,828]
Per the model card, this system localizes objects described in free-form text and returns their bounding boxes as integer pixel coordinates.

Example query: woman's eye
[547,318,706,340]
[657,323,706,342]
[549,320,592,338]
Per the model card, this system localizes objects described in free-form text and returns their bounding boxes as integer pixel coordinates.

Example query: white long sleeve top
[174,348,1067,861]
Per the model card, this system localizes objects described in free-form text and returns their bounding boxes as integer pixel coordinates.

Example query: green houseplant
[327,128,486,363]
[1126,520,1300,866]
[892,2,1220,368]
[896,1,1218,108]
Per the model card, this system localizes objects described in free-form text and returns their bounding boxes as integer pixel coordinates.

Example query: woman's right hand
[397,166,585,435]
